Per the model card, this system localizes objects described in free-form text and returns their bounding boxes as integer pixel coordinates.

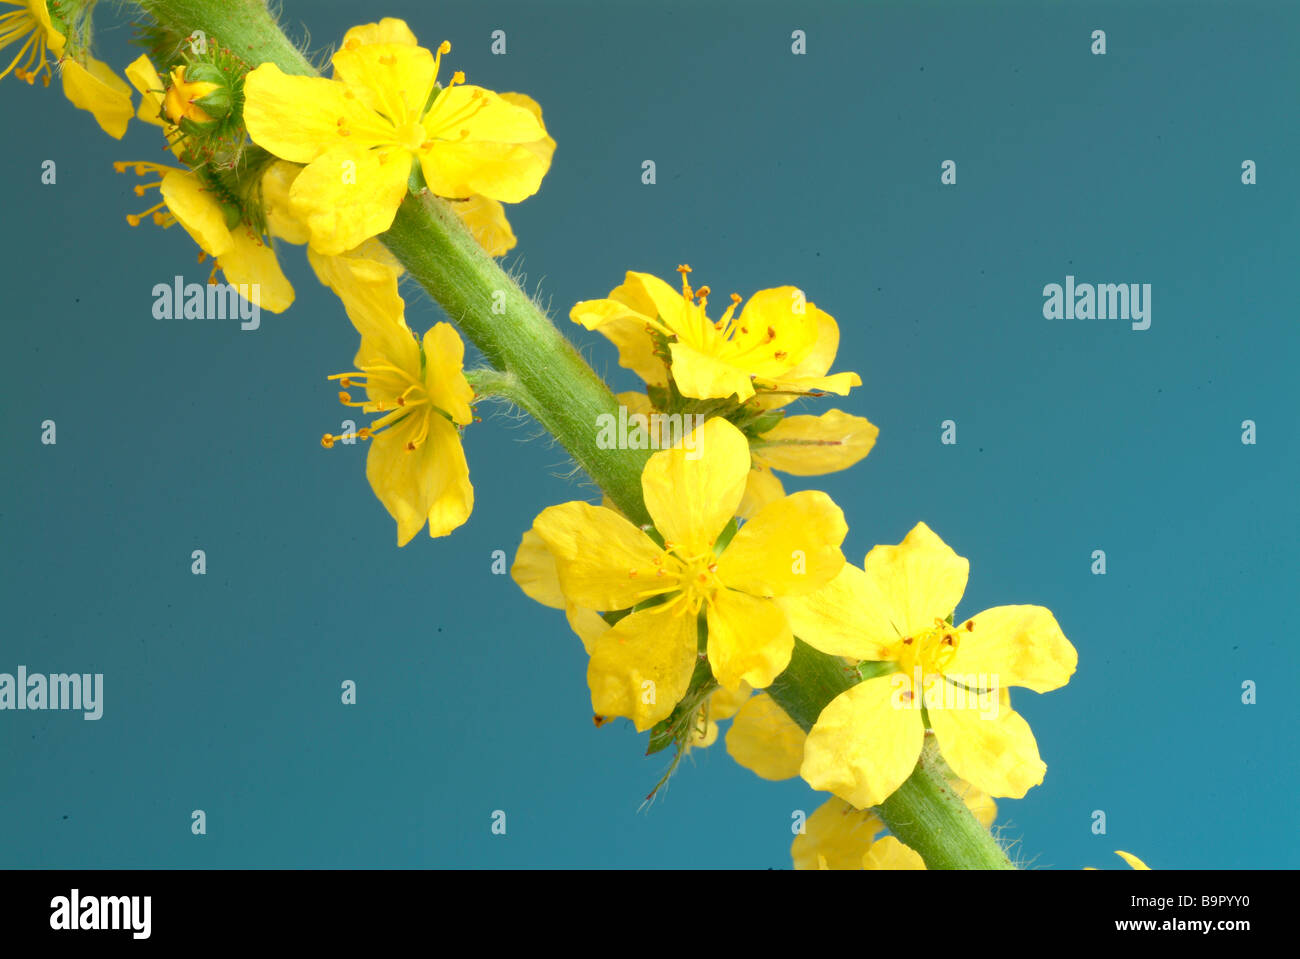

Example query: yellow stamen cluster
[0,5,55,87]
[890,617,974,696]
[323,366,439,453]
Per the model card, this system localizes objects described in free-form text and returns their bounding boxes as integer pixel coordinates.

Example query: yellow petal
[738,466,785,521]
[124,54,165,126]
[668,340,762,401]
[510,528,565,609]
[716,490,846,598]
[30,0,65,55]
[587,601,698,731]
[421,323,474,426]
[565,606,609,655]
[262,161,310,244]
[800,674,924,809]
[307,246,416,374]
[754,410,878,476]
[366,411,472,545]
[945,605,1078,693]
[706,589,793,690]
[950,777,998,829]
[707,681,752,721]
[778,562,898,661]
[722,286,819,377]
[217,227,295,313]
[926,695,1046,799]
[243,64,394,163]
[619,271,689,331]
[755,302,859,408]
[641,416,749,555]
[532,502,665,611]
[332,43,435,125]
[726,691,806,781]
[60,58,133,139]
[570,298,666,386]
[159,169,232,258]
[420,86,551,201]
[790,797,884,870]
[290,142,411,255]
[450,194,516,256]
[862,522,969,637]
[861,836,926,870]
[341,18,420,47]
[1115,851,1151,870]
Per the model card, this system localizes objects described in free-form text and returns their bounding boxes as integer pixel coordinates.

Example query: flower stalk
[135,0,1015,869]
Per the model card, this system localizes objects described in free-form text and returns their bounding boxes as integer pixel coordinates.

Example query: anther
[321,434,336,449]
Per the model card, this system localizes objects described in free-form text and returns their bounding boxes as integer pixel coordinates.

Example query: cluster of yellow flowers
[12,2,1129,868]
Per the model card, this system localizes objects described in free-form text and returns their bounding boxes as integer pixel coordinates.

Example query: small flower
[781,522,1078,807]
[242,18,553,255]
[523,417,847,730]
[1,0,132,138]
[572,267,861,403]
[113,160,294,312]
[321,302,475,546]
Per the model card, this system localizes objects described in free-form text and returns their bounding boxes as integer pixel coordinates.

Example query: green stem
[382,195,652,525]
[134,0,1014,869]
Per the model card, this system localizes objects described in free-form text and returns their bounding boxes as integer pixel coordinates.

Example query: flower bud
[164,64,231,125]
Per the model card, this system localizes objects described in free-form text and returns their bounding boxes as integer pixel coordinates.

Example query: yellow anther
[321,434,336,449]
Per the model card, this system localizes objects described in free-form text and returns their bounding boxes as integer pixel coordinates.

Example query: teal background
[2,0,1296,868]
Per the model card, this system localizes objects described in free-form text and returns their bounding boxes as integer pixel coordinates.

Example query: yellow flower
[320,295,474,546]
[572,266,861,403]
[242,18,553,255]
[525,417,847,730]
[113,161,294,312]
[781,522,1077,807]
[1,0,132,138]
[792,781,996,871]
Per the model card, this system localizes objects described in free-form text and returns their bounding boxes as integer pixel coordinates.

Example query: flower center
[321,365,438,452]
[891,618,962,688]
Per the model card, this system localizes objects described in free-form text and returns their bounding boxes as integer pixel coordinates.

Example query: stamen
[125,201,167,227]
[676,264,693,300]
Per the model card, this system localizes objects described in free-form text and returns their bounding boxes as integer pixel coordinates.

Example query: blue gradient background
[2,0,1296,868]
